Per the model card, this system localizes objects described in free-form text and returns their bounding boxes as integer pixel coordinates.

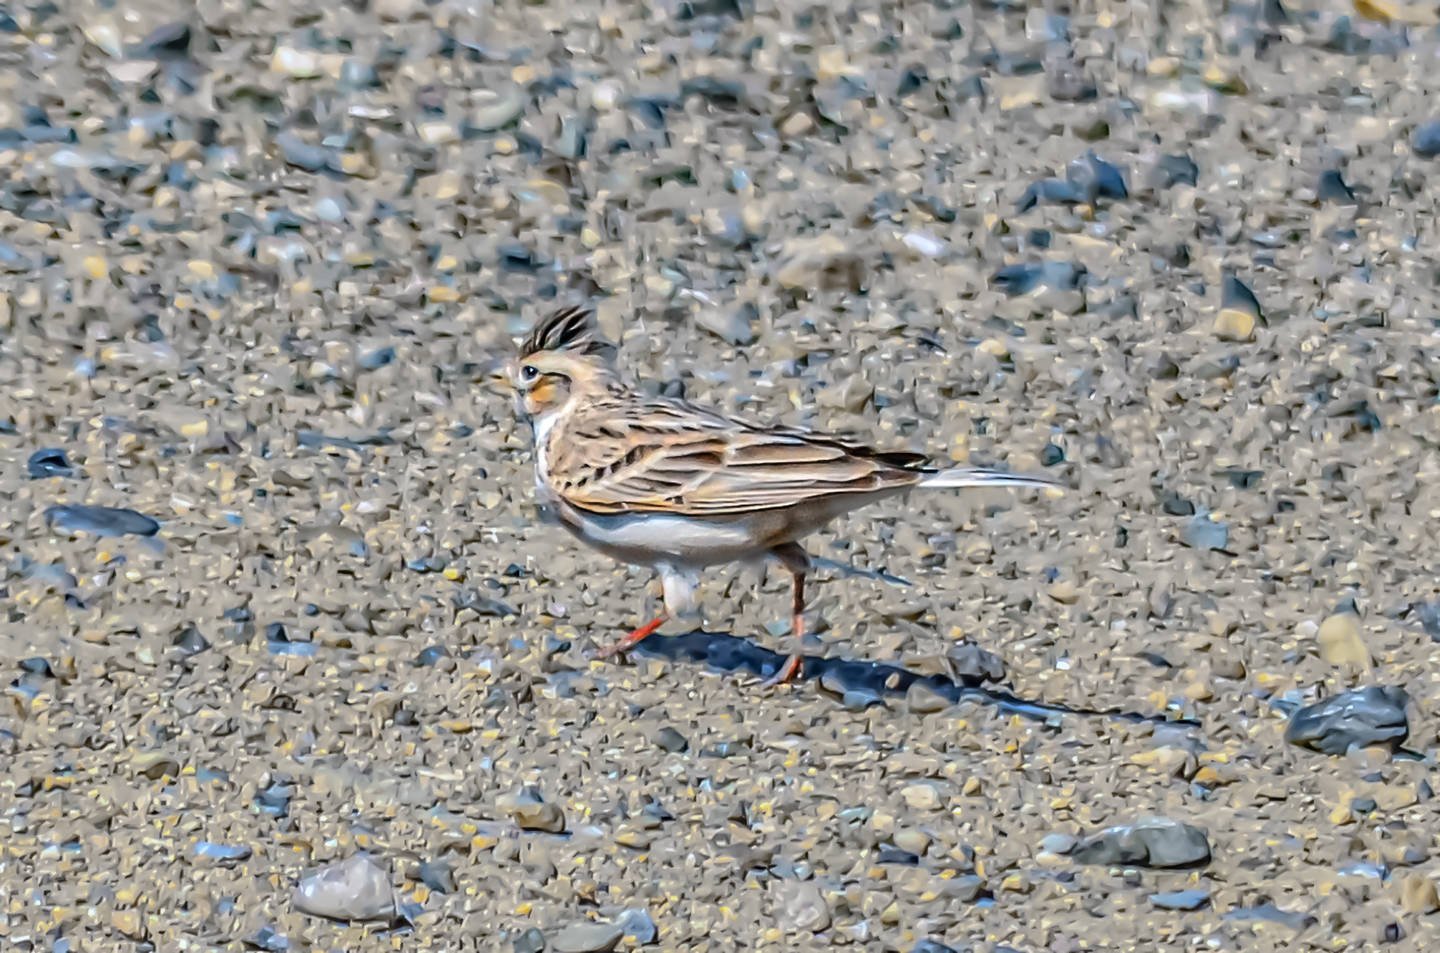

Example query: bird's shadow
[624,629,1199,729]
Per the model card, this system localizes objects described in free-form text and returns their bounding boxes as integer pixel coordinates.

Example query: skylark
[505,304,1062,687]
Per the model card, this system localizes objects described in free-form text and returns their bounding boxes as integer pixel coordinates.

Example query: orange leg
[596,613,668,659]
[761,572,805,687]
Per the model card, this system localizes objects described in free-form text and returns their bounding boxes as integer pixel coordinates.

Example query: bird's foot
[596,614,667,659]
[760,651,804,688]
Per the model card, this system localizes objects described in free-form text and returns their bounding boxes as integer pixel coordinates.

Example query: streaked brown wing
[547,399,925,517]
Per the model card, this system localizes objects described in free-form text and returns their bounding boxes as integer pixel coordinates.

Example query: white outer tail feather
[917,466,1062,491]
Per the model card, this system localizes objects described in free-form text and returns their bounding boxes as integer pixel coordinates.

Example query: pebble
[472,88,527,131]
[1213,274,1262,341]
[1149,889,1210,911]
[894,829,932,855]
[1285,687,1410,755]
[1401,874,1440,914]
[1316,604,1371,668]
[418,860,455,894]
[44,504,160,538]
[1181,514,1229,552]
[774,881,831,933]
[1412,119,1440,157]
[27,448,74,479]
[653,726,689,753]
[901,782,946,811]
[695,304,757,345]
[618,908,659,944]
[243,927,290,952]
[275,131,339,174]
[911,942,962,953]
[549,920,624,953]
[1041,833,1078,855]
[1317,169,1358,205]
[498,785,566,833]
[1222,902,1318,931]
[172,625,211,657]
[292,853,396,922]
[948,643,1006,683]
[193,841,252,864]
[1071,816,1212,869]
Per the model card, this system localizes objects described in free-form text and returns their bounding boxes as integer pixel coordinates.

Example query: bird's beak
[478,356,513,396]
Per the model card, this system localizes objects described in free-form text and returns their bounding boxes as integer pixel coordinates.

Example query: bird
[501,303,1064,688]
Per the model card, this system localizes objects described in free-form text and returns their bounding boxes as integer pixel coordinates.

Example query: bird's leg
[596,578,668,659]
[762,543,811,687]
[595,612,668,659]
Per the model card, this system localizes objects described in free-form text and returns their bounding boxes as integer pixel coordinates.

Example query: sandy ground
[3,0,1440,950]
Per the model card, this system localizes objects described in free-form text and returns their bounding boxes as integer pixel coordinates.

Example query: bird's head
[509,304,618,419]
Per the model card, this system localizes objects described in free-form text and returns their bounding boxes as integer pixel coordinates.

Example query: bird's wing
[545,398,926,517]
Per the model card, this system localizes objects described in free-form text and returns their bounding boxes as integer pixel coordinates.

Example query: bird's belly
[557,504,774,568]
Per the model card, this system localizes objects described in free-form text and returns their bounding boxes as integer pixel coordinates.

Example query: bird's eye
[520,364,539,382]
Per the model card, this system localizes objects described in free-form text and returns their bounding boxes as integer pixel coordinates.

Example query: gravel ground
[4,0,1440,950]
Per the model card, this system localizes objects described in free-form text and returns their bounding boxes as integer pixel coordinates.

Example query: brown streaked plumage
[506,304,1064,687]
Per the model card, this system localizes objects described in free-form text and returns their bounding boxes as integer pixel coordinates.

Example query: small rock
[948,874,986,902]
[418,860,455,893]
[1151,153,1199,189]
[1041,833,1078,855]
[1317,169,1357,205]
[1285,687,1410,755]
[1150,889,1211,911]
[498,785,566,833]
[1217,273,1262,339]
[243,926,290,951]
[992,261,1085,296]
[774,881,831,933]
[905,681,951,713]
[1066,150,1128,201]
[194,841,253,864]
[131,752,181,780]
[1412,119,1440,158]
[901,781,946,811]
[695,304,756,345]
[894,828,932,855]
[27,448,74,479]
[911,942,962,953]
[111,910,144,939]
[901,230,947,258]
[271,45,325,78]
[617,908,658,944]
[1316,604,1371,668]
[172,625,211,657]
[44,504,160,538]
[1401,874,1440,914]
[293,853,396,922]
[1181,514,1229,552]
[653,726,688,753]
[472,87,527,131]
[1222,902,1317,931]
[275,131,336,173]
[948,643,1006,683]
[549,920,624,953]
[613,827,653,849]
[1071,816,1211,869]
[1413,601,1440,641]
[82,20,124,57]
[773,234,865,293]
[513,927,547,953]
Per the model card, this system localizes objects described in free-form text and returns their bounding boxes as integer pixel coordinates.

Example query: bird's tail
[917,466,1064,492]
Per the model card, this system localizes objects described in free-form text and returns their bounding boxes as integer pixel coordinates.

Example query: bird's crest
[519,305,615,361]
